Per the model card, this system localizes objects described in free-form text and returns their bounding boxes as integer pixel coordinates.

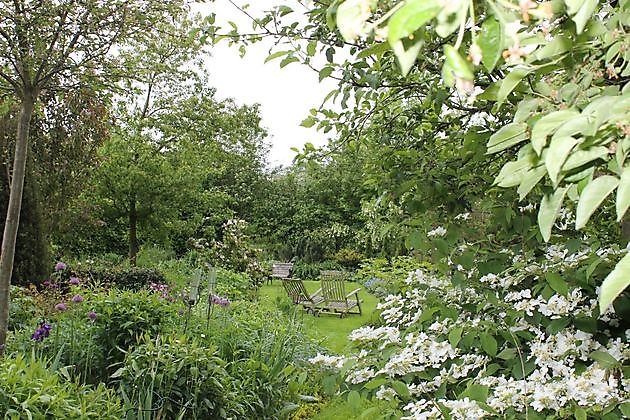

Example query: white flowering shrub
[310,239,630,419]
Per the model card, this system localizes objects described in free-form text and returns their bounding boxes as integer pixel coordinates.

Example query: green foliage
[333,248,365,269]
[292,260,344,280]
[215,268,256,301]
[0,355,124,418]
[311,395,401,420]
[115,335,233,419]
[80,267,166,291]
[8,286,37,332]
[90,290,177,368]
[355,256,429,295]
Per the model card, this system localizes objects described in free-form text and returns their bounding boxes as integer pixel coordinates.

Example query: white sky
[199,0,337,167]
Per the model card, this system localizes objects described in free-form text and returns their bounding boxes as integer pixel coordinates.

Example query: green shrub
[333,248,365,269]
[292,260,343,280]
[354,256,430,294]
[115,335,234,419]
[91,290,177,368]
[80,267,166,290]
[8,286,37,331]
[215,268,255,301]
[0,355,124,418]
[311,395,401,420]
[136,245,176,268]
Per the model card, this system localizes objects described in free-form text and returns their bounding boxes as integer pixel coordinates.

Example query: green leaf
[391,38,424,76]
[517,165,546,199]
[301,116,316,128]
[319,66,333,82]
[574,407,587,420]
[347,390,361,410]
[480,333,498,357]
[620,402,630,418]
[497,67,531,106]
[448,327,463,347]
[530,110,580,155]
[616,166,630,222]
[444,45,474,80]
[463,384,489,402]
[533,35,572,61]
[599,252,630,312]
[387,0,440,42]
[364,378,387,390]
[576,175,619,229]
[391,380,410,398]
[570,0,599,34]
[545,136,579,184]
[545,272,569,296]
[264,50,290,63]
[563,147,608,172]
[486,123,528,154]
[306,40,317,57]
[280,56,300,68]
[478,18,502,72]
[538,187,568,242]
[589,350,620,369]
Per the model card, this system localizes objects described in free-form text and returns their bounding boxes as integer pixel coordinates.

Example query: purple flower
[54,262,67,271]
[31,321,52,342]
[210,294,230,307]
[54,303,67,311]
[72,294,84,304]
[69,276,80,285]
[87,310,97,320]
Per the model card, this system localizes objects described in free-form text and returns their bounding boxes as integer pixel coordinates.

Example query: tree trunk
[0,94,35,355]
[128,193,138,266]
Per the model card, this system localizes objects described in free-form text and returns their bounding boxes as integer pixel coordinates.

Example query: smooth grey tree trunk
[0,93,35,355]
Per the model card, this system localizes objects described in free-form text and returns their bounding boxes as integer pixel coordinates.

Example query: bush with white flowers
[310,238,630,419]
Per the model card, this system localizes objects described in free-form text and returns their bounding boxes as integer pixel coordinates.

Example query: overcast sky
[199,0,337,167]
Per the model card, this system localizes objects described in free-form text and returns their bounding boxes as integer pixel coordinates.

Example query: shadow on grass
[258,280,380,353]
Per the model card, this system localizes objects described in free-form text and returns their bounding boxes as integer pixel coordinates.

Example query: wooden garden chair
[320,271,362,317]
[281,278,325,315]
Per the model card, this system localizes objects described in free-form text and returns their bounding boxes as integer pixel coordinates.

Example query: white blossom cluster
[309,239,629,418]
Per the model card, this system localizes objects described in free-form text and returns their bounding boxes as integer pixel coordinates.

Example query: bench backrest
[321,276,347,303]
[272,262,293,279]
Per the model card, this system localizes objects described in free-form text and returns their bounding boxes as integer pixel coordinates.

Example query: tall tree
[0,0,188,354]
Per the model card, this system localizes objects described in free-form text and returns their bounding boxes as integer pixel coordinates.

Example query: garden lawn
[259,280,380,353]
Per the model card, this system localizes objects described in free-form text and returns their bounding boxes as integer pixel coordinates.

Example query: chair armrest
[311,288,322,297]
[346,288,361,299]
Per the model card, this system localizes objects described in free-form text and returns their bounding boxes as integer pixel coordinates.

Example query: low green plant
[311,394,401,420]
[79,267,166,290]
[115,335,234,419]
[0,354,124,418]
[91,289,178,369]
[215,267,256,301]
[354,256,430,295]
[333,248,365,269]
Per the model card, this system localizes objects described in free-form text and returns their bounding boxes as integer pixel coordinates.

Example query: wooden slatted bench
[281,278,325,315]
[269,262,294,284]
[320,270,362,317]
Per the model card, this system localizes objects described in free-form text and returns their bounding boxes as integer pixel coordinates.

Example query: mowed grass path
[259,280,380,353]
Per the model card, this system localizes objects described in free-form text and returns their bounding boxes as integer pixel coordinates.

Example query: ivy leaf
[616,166,630,222]
[544,136,579,185]
[530,110,580,155]
[478,18,502,72]
[486,123,528,154]
[575,175,619,229]
[387,0,440,43]
[599,251,630,313]
[538,187,568,242]
[497,66,530,107]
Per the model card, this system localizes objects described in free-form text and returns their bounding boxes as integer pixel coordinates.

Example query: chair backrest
[320,276,347,303]
[320,270,345,280]
[282,278,310,304]
[272,262,293,279]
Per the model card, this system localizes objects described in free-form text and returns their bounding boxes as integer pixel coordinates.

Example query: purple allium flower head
[31,321,52,341]
[69,276,80,285]
[72,294,84,304]
[211,294,230,307]
[87,310,97,320]
[54,303,67,311]
[54,261,67,271]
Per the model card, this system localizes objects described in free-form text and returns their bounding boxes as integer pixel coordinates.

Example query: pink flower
[72,294,84,304]
[87,311,97,320]
[54,262,67,271]
[69,277,80,285]
[55,303,67,311]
